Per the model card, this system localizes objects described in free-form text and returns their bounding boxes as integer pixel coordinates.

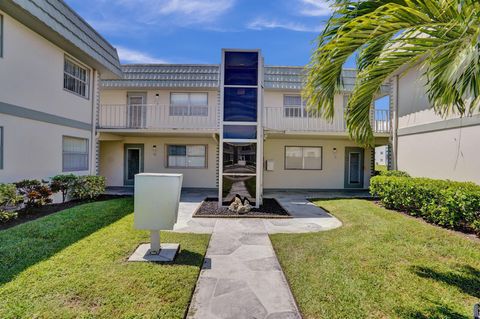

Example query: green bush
[0,184,22,208]
[70,176,106,200]
[14,180,53,208]
[370,176,480,234]
[50,174,79,203]
[0,210,18,223]
[379,170,411,177]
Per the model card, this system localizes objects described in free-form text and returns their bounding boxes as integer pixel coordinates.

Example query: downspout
[391,75,399,170]
[90,71,97,176]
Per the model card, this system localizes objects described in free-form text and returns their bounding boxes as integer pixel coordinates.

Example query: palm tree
[304,0,480,146]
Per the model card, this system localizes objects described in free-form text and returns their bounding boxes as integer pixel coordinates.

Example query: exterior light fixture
[152,145,157,156]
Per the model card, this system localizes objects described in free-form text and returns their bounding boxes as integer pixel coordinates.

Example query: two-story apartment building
[98,49,390,205]
[0,0,121,182]
[390,66,480,185]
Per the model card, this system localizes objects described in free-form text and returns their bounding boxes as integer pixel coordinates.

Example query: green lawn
[0,198,210,319]
[271,199,480,319]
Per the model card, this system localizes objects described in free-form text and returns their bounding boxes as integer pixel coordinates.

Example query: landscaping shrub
[14,180,53,208]
[370,176,480,234]
[50,174,78,203]
[0,183,22,208]
[379,170,410,177]
[70,175,106,200]
[0,210,18,223]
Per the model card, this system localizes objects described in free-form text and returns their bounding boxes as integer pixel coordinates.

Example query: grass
[271,199,480,319]
[0,198,210,319]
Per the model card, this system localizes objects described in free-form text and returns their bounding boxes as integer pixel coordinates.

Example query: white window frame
[169,92,208,116]
[166,144,207,169]
[283,94,309,118]
[62,136,89,172]
[285,146,323,170]
[63,56,90,99]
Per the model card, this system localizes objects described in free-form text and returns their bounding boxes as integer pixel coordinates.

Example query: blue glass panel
[223,125,257,139]
[224,52,258,86]
[224,88,257,122]
[223,142,256,174]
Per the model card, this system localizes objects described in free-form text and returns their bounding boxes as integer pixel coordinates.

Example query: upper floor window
[283,95,307,117]
[0,14,4,58]
[170,93,208,116]
[63,136,89,171]
[64,57,89,98]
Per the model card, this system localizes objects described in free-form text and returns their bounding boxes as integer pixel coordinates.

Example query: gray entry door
[124,144,144,186]
[344,147,364,188]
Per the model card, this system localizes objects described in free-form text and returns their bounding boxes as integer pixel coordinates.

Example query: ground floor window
[167,145,207,168]
[63,136,89,171]
[285,146,322,170]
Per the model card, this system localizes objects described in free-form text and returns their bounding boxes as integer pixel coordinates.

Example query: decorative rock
[228,196,252,214]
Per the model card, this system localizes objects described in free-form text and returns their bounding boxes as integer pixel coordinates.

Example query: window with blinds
[63,136,89,171]
[167,145,206,168]
[285,146,322,170]
[170,93,208,116]
[64,57,89,98]
[283,95,307,117]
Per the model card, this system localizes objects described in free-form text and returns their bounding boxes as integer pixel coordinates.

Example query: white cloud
[115,46,168,64]
[247,18,323,33]
[118,0,235,24]
[298,0,333,16]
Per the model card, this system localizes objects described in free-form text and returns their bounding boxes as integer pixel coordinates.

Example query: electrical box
[266,160,274,171]
[134,173,183,230]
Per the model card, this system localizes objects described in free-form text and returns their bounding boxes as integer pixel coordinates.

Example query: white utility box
[129,173,183,261]
[266,160,275,171]
[134,173,183,230]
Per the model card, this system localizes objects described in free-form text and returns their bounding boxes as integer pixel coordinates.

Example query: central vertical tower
[219,49,263,207]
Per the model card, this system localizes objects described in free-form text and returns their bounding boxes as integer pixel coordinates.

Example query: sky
[65,0,348,67]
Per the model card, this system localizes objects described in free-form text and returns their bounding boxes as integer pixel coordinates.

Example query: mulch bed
[193,197,291,218]
[0,194,130,231]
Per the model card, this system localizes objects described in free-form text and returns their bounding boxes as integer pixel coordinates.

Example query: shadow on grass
[0,198,133,286]
[411,265,480,298]
[399,301,468,319]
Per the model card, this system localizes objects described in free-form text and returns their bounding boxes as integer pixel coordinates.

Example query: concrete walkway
[187,219,300,319]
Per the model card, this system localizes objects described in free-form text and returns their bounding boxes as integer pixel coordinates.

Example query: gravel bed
[194,198,290,218]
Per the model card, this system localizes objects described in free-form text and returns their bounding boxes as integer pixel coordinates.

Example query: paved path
[187,219,301,319]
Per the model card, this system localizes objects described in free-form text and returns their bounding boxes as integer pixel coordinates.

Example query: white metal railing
[264,107,390,133]
[97,104,218,130]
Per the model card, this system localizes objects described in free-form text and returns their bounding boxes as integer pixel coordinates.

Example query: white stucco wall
[99,136,218,188]
[398,125,480,185]
[263,137,372,189]
[0,114,91,182]
[0,11,98,183]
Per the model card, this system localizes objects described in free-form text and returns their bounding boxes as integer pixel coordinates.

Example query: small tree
[50,174,78,203]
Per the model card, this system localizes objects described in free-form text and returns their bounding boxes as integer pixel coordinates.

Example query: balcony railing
[264,107,390,133]
[97,104,218,130]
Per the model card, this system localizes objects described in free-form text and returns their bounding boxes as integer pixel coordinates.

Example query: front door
[127,93,146,128]
[124,144,144,186]
[344,147,364,188]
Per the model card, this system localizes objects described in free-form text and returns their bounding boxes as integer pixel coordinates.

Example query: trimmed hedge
[70,176,106,200]
[379,170,410,177]
[370,176,480,234]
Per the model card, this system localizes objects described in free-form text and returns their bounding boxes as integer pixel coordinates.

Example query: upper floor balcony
[97,104,390,134]
[263,107,390,134]
[97,104,218,131]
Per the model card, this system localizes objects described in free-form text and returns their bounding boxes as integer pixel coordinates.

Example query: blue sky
[65,0,345,66]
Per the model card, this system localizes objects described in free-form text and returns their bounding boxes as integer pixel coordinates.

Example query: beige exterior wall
[99,136,218,188]
[100,89,218,106]
[0,11,98,183]
[398,125,480,184]
[263,137,372,189]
